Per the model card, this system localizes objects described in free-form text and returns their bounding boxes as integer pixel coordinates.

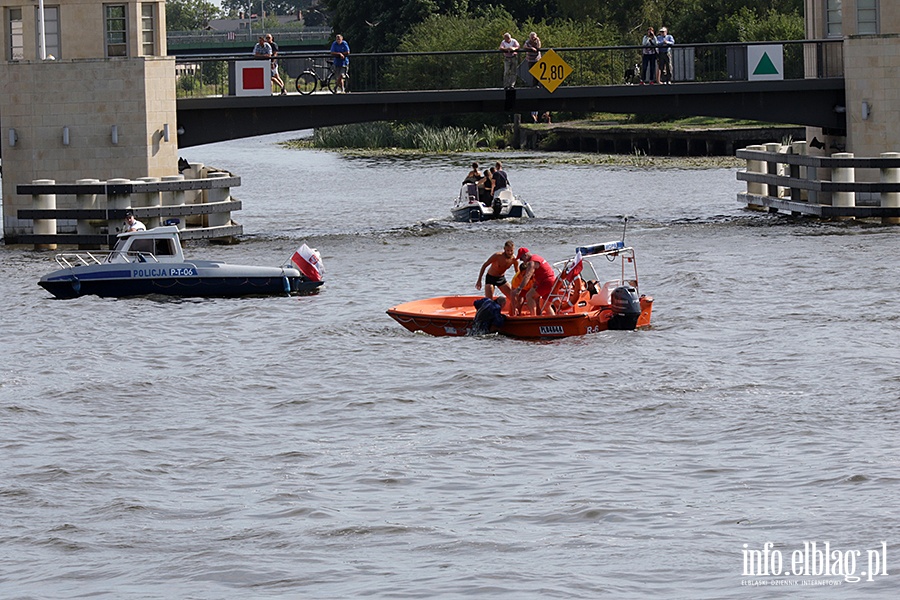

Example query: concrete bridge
[173,40,847,148]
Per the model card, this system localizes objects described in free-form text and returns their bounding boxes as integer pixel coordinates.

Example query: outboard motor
[608,285,642,330]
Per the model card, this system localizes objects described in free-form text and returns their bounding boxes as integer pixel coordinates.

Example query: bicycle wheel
[295,71,318,95]
[325,72,339,94]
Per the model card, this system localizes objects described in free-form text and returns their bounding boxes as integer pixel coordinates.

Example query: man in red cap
[514,247,557,315]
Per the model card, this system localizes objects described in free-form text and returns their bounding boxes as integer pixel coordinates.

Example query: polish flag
[290,244,324,281]
[563,249,583,282]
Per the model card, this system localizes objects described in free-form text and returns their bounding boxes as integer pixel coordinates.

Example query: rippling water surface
[2,134,898,599]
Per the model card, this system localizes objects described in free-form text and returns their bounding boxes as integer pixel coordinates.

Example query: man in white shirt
[499,33,520,88]
[123,211,146,232]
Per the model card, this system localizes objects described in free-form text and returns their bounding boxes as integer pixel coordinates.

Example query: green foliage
[322,0,470,53]
[312,122,505,151]
[715,7,804,42]
[387,11,619,90]
[165,0,220,31]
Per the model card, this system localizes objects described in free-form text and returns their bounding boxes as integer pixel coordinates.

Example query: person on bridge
[656,27,675,84]
[253,35,272,60]
[331,34,350,93]
[640,27,658,85]
[499,33,520,88]
[266,34,287,95]
[524,32,542,87]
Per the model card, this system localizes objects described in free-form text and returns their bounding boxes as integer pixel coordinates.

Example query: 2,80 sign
[529,49,573,93]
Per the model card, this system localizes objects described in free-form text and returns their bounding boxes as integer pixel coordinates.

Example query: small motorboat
[451,182,535,222]
[38,226,325,299]
[387,240,652,339]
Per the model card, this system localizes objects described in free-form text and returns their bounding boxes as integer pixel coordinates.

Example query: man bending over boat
[472,297,506,335]
[514,247,557,316]
[476,240,518,313]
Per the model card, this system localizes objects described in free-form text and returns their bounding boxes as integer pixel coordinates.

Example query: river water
[1,133,898,599]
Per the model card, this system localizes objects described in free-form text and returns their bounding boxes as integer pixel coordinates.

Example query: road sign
[529,49,573,93]
[747,45,783,81]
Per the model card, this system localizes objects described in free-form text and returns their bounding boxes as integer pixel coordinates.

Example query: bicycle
[295,60,349,95]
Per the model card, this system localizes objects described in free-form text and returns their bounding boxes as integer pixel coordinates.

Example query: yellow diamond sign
[529,49,573,93]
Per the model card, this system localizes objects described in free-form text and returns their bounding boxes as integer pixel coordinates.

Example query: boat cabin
[106,226,185,264]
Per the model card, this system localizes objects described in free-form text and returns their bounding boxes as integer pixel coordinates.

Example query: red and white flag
[563,249,583,282]
[290,244,324,281]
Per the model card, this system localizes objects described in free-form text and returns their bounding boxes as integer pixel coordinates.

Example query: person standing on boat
[123,211,146,232]
[514,247,557,316]
[493,161,510,190]
[476,240,518,313]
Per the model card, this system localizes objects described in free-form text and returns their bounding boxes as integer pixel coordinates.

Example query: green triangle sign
[753,52,779,75]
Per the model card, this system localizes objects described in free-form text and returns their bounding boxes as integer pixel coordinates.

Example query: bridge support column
[136,177,162,229]
[880,152,900,225]
[76,178,101,249]
[162,175,186,230]
[33,179,57,250]
[107,178,134,235]
[206,172,232,229]
[744,144,767,210]
[832,153,855,220]
[790,142,807,202]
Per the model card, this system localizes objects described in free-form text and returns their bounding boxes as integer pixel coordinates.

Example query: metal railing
[174,40,844,98]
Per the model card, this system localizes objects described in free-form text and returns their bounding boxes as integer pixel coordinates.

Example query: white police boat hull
[38,226,324,299]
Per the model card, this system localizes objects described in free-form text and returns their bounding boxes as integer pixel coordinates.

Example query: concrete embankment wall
[519,124,805,157]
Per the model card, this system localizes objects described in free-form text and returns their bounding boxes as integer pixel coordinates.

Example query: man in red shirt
[514,247,557,315]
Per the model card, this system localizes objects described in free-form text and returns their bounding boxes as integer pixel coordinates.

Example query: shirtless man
[476,240,518,313]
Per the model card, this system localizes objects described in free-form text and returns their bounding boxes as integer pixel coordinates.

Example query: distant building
[805,0,899,156]
[0,0,178,238]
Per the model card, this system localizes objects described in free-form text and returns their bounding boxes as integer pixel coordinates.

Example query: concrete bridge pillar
[136,176,162,229]
[880,152,900,225]
[790,142,808,201]
[206,171,231,228]
[832,153,856,219]
[107,178,134,235]
[33,179,57,250]
[745,144,766,197]
[161,174,186,229]
[76,178,101,249]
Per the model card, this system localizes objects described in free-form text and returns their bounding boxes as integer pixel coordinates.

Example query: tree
[220,1,310,19]
[166,0,221,31]
[321,0,469,53]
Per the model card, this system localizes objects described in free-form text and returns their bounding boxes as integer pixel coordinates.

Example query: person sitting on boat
[464,162,482,184]
[514,247,557,316]
[476,240,518,313]
[509,265,533,316]
[123,211,146,232]
[471,296,506,335]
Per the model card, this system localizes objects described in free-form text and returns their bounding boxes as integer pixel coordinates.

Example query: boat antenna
[621,217,628,244]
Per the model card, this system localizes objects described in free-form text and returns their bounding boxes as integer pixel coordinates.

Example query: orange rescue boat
[387,241,653,340]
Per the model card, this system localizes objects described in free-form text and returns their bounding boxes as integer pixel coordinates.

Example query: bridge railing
[174,39,843,98]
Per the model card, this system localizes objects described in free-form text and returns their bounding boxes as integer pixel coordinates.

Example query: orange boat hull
[387,294,653,339]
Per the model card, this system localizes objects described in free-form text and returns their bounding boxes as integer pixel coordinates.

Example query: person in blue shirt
[656,27,675,84]
[330,34,350,93]
[472,297,507,335]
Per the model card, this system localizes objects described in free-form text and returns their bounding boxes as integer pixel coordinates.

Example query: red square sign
[243,67,265,90]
